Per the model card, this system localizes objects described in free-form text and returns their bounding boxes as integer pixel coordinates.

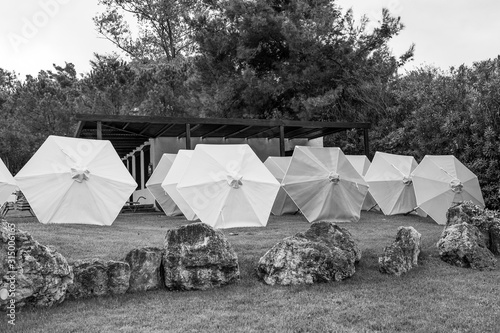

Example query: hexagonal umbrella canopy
[14,136,137,225]
[264,156,299,215]
[282,147,369,223]
[177,144,280,229]
[411,155,485,224]
[146,153,182,216]
[161,150,198,221]
[345,155,379,211]
[0,158,16,205]
[364,152,420,215]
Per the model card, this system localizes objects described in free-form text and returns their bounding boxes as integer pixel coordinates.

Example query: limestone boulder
[437,223,496,270]
[163,223,239,290]
[257,221,360,285]
[0,220,73,309]
[125,247,164,292]
[378,226,421,276]
[67,259,130,299]
[108,261,131,295]
[257,236,353,286]
[301,221,362,265]
[446,202,500,252]
[446,202,483,227]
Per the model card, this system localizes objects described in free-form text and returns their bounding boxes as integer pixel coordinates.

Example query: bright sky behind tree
[1,0,500,78]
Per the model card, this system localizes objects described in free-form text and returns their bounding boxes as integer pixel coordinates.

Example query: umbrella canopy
[0,158,16,205]
[14,135,137,225]
[282,146,369,223]
[264,156,298,215]
[412,155,485,224]
[161,150,197,220]
[364,152,419,215]
[177,144,280,228]
[146,153,182,216]
[345,155,378,211]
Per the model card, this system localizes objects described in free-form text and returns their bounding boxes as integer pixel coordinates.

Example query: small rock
[378,226,421,276]
[163,223,240,290]
[108,261,130,294]
[125,247,164,292]
[67,259,130,299]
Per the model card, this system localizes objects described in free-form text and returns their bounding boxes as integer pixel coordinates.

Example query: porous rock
[437,223,496,270]
[125,247,164,292]
[163,223,239,290]
[378,226,421,276]
[67,259,130,299]
[0,220,73,309]
[446,202,500,252]
[257,221,360,285]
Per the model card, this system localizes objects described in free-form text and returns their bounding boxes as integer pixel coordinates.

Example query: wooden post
[140,150,145,190]
[363,128,370,159]
[97,121,102,140]
[279,125,285,157]
[185,123,191,149]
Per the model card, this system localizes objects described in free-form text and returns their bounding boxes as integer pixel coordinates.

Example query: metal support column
[97,121,102,140]
[185,123,191,149]
[279,125,285,157]
[363,128,370,159]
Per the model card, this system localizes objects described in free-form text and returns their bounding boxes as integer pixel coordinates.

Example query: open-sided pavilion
[74,113,371,204]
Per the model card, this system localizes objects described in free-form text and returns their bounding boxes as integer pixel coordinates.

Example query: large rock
[0,220,73,309]
[446,202,500,252]
[446,202,483,226]
[125,247,164,292]
[301,222,362,265]
[67,259,130,299]
[257,221,360,286]
[379,226,421,276]
[437,223,496,270]
[163,223,239,290]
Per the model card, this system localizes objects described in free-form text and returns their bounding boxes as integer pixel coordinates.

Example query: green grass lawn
[3,211,500,333]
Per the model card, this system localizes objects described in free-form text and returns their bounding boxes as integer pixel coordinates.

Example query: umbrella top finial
[450,179,463,193]
[227,174,243,189]
[71,166,90,183]
[328,172,340,184]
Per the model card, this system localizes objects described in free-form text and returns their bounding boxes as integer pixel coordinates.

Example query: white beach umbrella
[177,144,280,229]
[146,153,182,216]
[364,152,419,215]
[412,155,485,224]
[161,150,197,220]
[0,158,17,205]
[264,156,299,215]
[282,147,369,223]
[345,155,378,211]
[14,135,137,225]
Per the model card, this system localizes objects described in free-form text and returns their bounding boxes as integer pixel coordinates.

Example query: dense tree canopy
[189,0,413,120]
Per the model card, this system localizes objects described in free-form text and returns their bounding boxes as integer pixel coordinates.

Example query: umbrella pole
[404,207,418,216]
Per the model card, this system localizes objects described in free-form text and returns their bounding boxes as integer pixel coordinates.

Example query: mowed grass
[4,211,500,333]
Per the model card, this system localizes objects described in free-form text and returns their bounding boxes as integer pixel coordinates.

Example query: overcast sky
[1,0,500,78]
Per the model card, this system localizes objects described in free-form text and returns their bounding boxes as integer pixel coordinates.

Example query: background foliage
[0,0,498,209]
